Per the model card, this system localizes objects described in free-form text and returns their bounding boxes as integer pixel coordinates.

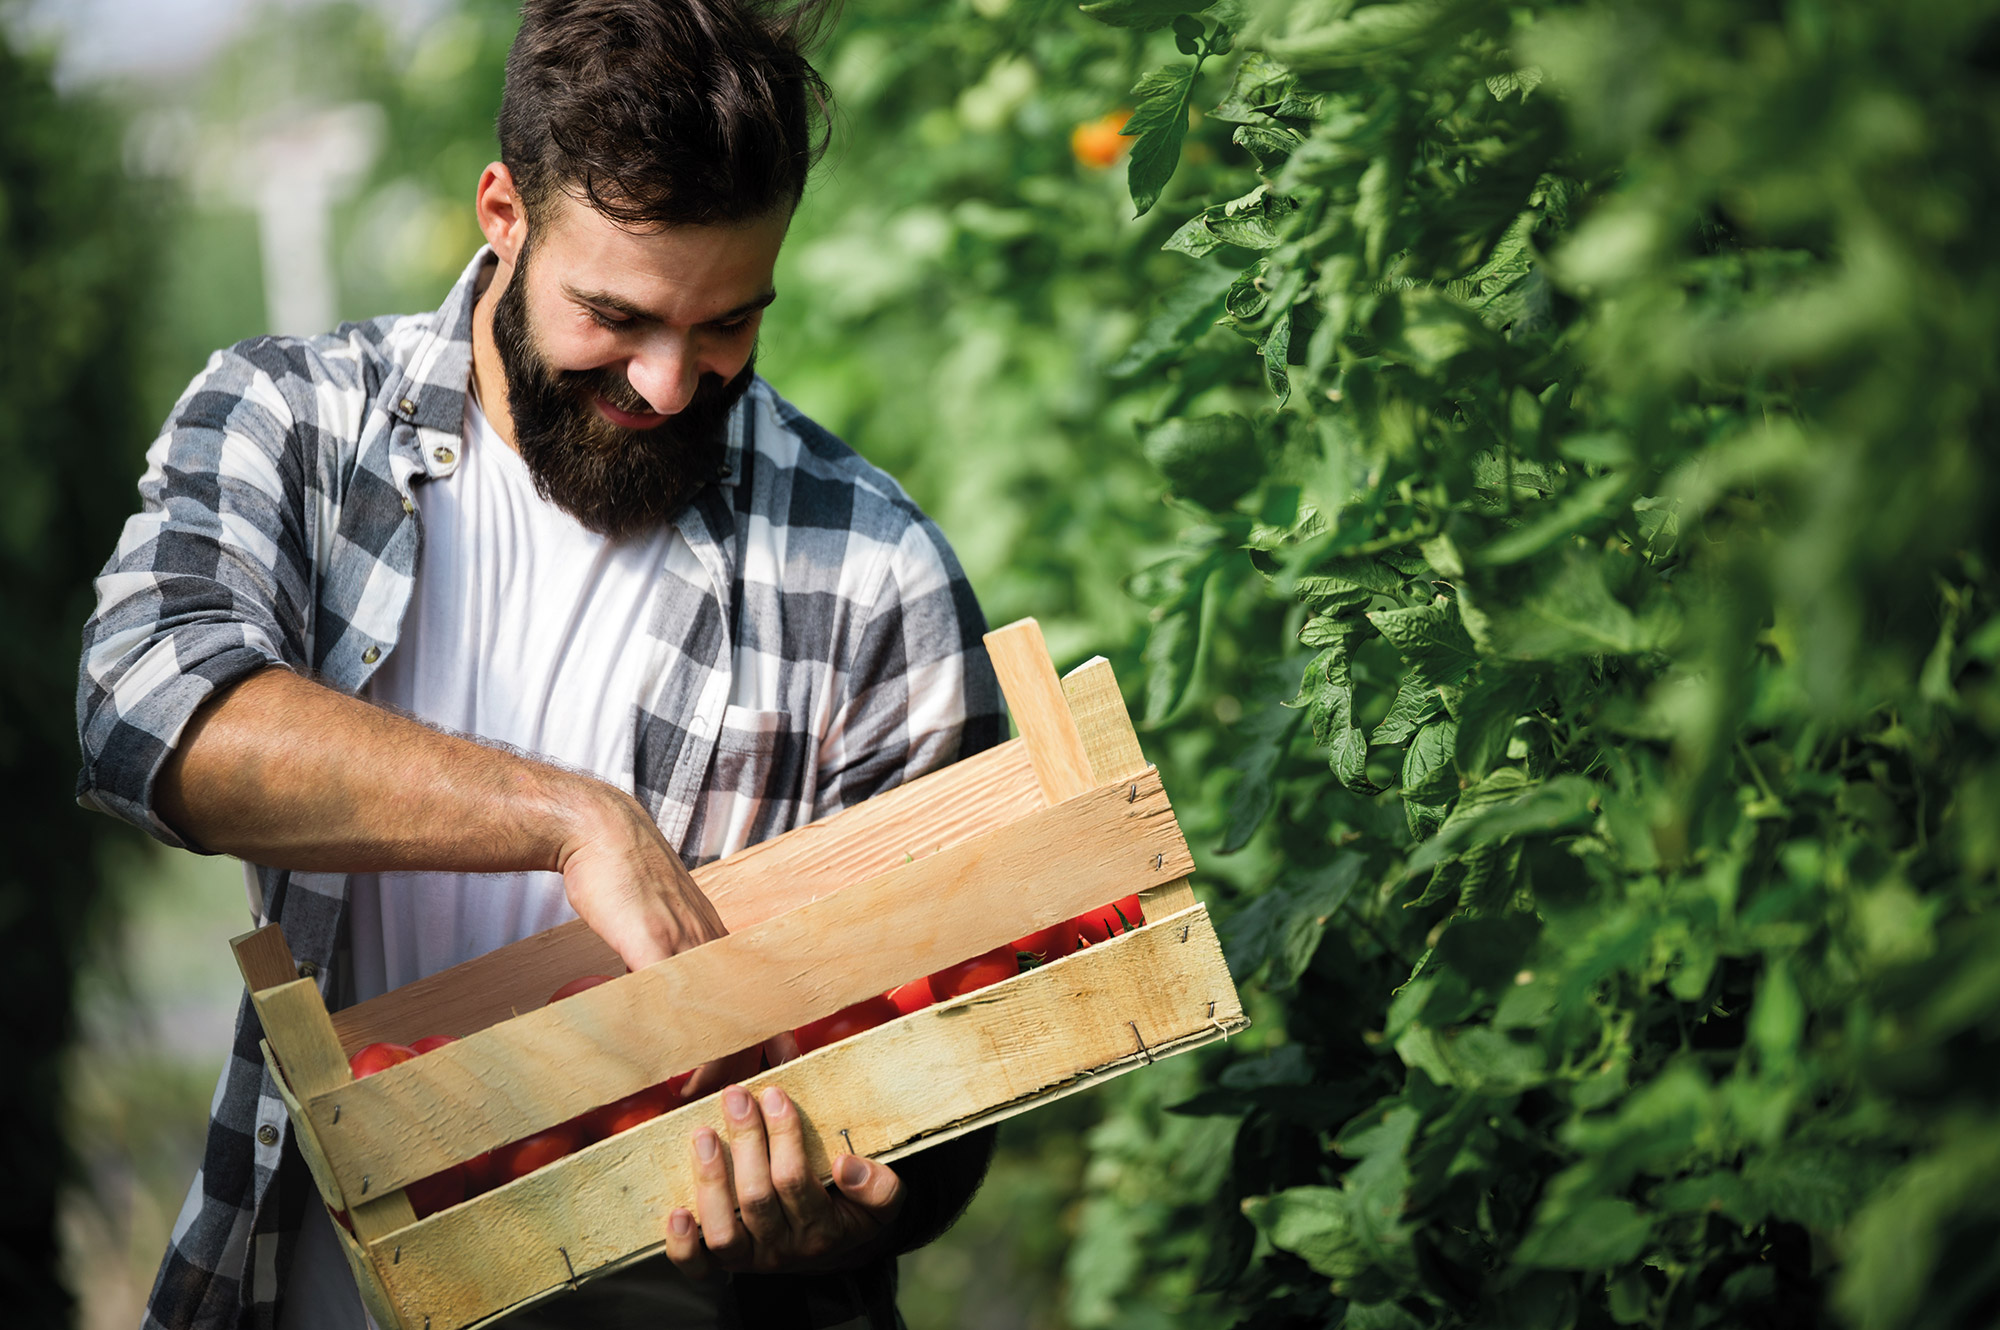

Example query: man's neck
[469,259,521,454]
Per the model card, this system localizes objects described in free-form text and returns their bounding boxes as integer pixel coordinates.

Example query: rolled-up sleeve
[76,344,314,847]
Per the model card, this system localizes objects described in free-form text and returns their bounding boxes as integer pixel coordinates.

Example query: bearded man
[75,2,1003,1327]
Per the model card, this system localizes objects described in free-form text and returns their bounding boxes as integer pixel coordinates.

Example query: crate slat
[327,736,1046,1053]
[304,771,1193,1198]
[363,904,1242,1330]
[1060,657,1198,918]
[985,619,1096,805]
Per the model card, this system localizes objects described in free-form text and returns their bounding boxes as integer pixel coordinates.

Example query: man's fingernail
[725,1088,752,1119]
[695,1129,719,1162]
[670,1209,693,1237]
[759,1087,786,1116]
[838,1156,868,1188]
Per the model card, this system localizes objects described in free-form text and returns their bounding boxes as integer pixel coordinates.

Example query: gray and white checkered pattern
[77,249,1004,1330]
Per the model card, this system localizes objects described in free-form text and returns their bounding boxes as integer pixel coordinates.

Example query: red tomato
[929,944,1020,1000]
[582,1071,691,1139]
[406,1165,466,1218]
[795,994,902,1054]
[885,977,935,1015]
[548,973,619,1004]
[1012,923,1076,964]
[410,1034,457,1054]
[1073,896,1146,948]
[495,1120,586,1181]
[348,1042,416,1078]
[462,1149,503,1195]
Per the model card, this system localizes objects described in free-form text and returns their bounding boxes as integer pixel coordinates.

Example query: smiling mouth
[593,395,670,430]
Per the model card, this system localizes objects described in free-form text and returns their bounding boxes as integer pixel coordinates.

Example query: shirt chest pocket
[702,705,814,858]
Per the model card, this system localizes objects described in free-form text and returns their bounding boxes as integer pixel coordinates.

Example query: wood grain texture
[329,738,1045,1053]
[368,906,1245,1330]
[1059,657,1149,784]
[1059,657,1200,917]
[232,923,299,993]
[307,773,1194,1198]
[251,979,419,1239]
[985,619,1096,805]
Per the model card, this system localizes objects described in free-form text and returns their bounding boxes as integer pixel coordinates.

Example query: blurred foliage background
[4,0,1996,1327]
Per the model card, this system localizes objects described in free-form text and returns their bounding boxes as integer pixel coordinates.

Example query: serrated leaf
[1401,717,1458,804]
[1126,63,1197,217]
[1475,472,1631,567]
[1162,212,1225,258]
[1368,596,1480,685]
[1234,123,1304,171]
[1210,50,1296,122]
[1454,669,1540,778]
[1372,675,1444,746]
[1463,549,1669,660]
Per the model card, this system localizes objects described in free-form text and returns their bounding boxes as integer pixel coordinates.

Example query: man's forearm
[157,666,595,873]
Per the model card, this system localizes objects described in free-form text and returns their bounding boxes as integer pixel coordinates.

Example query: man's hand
[556,788,730,971]
[663,1085,903,1279]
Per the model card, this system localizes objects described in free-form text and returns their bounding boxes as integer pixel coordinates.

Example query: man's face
[489,194,788,538]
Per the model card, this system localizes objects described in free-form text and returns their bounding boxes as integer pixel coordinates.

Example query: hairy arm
[156,665,728,972]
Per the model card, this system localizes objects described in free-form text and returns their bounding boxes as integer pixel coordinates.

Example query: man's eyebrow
[564,284,777,325]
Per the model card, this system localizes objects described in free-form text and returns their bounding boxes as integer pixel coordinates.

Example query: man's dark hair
[498,0,835,228]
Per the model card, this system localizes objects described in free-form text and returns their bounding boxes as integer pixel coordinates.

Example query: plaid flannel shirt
[77,249,1004,1330]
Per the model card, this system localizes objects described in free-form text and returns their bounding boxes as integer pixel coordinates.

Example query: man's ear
[474,163,529,265]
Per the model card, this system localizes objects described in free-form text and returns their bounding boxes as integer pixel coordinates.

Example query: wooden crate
[231,619,1248,1330]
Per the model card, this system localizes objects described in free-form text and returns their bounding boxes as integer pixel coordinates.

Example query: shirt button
[401,495,415,514]
[399,397,416,414]
[361,646,380,665]
[257,1125,280,1147]
[298,961,319,979]
[433,446,455,466]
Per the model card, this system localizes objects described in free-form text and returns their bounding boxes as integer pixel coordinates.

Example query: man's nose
[623,338,700,416]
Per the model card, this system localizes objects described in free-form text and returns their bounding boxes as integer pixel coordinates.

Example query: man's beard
[488,245,755,540]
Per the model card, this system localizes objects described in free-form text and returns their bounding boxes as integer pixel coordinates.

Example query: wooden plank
[1060,657,1148,783]
[307,772,1194,1198]
[370,906,1244,1330]
[250,979,420,1239]
[232,923,299,994]
[985,619,1095,804]
[1062,656,1198,918]
[330,737,1045,1053]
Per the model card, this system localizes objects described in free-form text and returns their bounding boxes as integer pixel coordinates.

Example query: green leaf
[1461,549,1673,661]
[1394,1024,1546,1095]
[1141,413,1263,507]
[1108,261,1238,378]
[1514,1197,1653,1270]
[1372,675,1443,746]
[1401,717,1458,805]
[1402,775,1597,878]
[1262,305,1292,403]
[1221,855,1364,987]
[1210,50,1296,123]
[1453,669,1539,778]
[1367,597,1480,686]
[1474,472,1632,567]
[1077,0,1213,30]
[1126,63,1197,217]
[1218,699,1303,853]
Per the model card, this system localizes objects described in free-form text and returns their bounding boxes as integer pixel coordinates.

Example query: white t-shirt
[283,395,715,1330]
[345,393,678,999]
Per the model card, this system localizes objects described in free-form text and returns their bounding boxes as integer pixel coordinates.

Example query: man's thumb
[833,1154,902,1214]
